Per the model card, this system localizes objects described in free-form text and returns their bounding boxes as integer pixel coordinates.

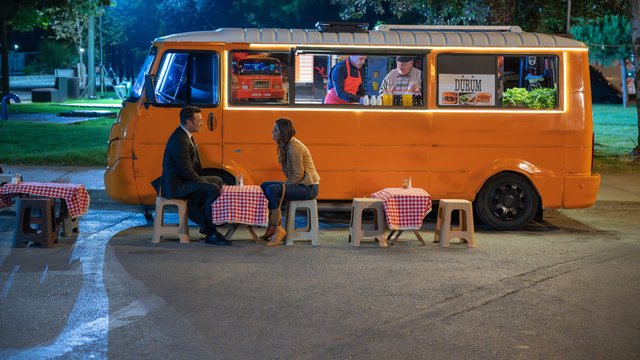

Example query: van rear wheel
[475,173,539,230]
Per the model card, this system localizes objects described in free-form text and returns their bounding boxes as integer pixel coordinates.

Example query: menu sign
[438,74,495,106]
[296,54,314,83]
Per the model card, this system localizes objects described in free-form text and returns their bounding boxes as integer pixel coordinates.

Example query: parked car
[590,65,623,104]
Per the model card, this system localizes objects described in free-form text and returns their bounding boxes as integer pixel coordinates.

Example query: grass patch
[0,118,112,166]
[593,104,639,156]
[592,104,639,173]
[594,155,639,173]
[8,99,121,114]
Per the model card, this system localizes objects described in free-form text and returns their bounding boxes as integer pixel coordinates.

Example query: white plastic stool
[349,198,387,247]
[285,199,319,246]
[433,199,475,248]
[152,197,190,244]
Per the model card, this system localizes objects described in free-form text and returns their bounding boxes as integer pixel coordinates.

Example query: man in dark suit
[151,106,231,245]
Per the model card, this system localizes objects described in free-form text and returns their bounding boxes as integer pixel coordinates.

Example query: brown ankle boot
[260,226,275,240]
[266,226,286,246]
[264,209,282,240]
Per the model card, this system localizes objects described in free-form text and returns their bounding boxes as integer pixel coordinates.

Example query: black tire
[475,173,540,231]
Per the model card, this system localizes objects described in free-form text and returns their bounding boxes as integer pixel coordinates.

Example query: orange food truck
[105,23,600,230]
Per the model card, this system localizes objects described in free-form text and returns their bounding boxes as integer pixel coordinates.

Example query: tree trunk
[1,14,9,97]
[633,0,640,155]
[621,58,628,107]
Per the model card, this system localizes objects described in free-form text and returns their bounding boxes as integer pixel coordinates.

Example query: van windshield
[239,58,281,75]
[130,48,156,100]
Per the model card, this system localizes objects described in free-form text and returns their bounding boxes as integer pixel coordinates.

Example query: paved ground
[0,167,638,359]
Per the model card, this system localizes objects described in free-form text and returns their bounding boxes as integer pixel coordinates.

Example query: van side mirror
[143,74,156,108]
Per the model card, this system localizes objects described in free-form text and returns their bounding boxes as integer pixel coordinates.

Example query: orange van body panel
[104,40,600,210]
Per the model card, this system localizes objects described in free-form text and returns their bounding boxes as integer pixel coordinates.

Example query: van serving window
[229,51,290,105]
[294,52,425,107]
[437,53,559,109]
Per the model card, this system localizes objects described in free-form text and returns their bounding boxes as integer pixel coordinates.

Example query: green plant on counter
[502,87,528,107]
[502,87,557,109]
[525,87,557,109]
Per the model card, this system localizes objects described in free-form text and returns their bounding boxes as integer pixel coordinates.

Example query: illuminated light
[226,49,576,113]
[250,43,588,53]
[223,50,230,108]
[517,161,541,173]
[221,106,564,114]
[563,52,570,113]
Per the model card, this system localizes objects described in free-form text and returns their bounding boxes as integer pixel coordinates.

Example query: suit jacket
[151,126,204,198]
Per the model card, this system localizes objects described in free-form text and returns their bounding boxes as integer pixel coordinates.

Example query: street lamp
[13,44,18,51]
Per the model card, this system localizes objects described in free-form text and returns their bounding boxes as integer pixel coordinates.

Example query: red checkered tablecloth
[371,187,432,230]
[211,185,268,226]
[0,182,90,217]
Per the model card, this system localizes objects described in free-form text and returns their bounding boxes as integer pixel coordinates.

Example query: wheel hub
[491,184,525,221]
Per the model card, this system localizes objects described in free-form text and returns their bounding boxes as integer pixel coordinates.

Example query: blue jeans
[260,181,319,210]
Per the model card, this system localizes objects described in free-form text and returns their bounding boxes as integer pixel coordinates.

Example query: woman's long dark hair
[275,118,296,166]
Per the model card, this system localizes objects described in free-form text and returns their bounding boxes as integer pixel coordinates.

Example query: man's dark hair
[180,106,201,125]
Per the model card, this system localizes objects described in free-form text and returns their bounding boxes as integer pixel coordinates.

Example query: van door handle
[208,113,217,131]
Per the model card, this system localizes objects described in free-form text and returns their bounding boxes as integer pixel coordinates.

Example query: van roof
[154,27,586,48]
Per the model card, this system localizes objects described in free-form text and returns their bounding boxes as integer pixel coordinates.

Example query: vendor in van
[324,55,367,104]
[379,56,422,95]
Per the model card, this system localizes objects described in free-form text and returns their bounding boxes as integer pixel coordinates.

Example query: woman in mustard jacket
[260,118,320,246]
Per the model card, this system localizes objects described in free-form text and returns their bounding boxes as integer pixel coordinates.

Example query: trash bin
[67,77,80,99]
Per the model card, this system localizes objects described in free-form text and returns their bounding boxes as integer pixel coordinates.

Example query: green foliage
[502,87,528,107]
[570,15,631,66]
[502,87,556,109]
[0,118,112,166]
[525,88,557,109]
[29,40,77,74]
[330,0,630,33]
[332,0,490,25]
[2,1,66,31]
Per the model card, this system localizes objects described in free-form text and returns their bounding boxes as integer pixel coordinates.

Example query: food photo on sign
[438,73,496,106]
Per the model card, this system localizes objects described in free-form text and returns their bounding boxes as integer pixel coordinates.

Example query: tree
[48,0,111,91]
[571,15,632,106]
[331,0,490,26]
[331,0,629,33]
[0,0,66,96]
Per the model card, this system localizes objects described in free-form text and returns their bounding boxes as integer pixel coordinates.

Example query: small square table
[371,187,432,245]
[0,182,90,237]
[0,182,90,217]
[211,185,268,241]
